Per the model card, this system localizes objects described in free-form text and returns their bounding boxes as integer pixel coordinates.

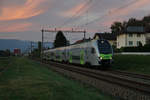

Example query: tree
[143,16,150,32]
[138,42,143,47]
[127,18,144,26]
[31,49,39,57]
[5,49,11,56]
[143,15,150,23]
[38,41,41,57]
[110,17,147,34]
[0,49,11,57]
[122,21,127,29]
[54,31,67,48]
[111,22,123,34]
[127,18,136,26]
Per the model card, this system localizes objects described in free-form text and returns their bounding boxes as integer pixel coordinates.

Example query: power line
[59,0,93,28]
[41,28,87,58]
[42,28,85,33]
[76,0,139,29]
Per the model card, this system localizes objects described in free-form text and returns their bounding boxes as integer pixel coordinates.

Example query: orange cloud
[0,0,48,21]
[0,22,32,32]
[108,0,150,17]
[62,0,92,17]
[0,35,19,39]
[99,0,150,29]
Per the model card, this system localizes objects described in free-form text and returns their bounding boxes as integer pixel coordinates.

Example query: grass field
[112,55,150,75]
[0,57,115,100]
[0,57,10,71]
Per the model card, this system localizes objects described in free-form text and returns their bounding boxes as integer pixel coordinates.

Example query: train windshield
[97,40,112,54]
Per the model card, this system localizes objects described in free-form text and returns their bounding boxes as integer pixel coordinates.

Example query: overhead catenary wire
[41,0,139,46]
[76,0,139,30]
[59,0,93,29]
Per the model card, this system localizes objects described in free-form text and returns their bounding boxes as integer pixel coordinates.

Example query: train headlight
[100,57,103,60]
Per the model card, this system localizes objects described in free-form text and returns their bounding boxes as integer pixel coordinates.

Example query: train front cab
[96,39,113,67]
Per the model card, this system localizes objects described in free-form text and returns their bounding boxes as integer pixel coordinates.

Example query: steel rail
[109,70,150,81]
[47,61,150,95]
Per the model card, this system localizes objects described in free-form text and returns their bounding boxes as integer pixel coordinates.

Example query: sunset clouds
[0,0,48,21]
[0,0,50,34]
[61,0,92,17]
[101,0,150,27]
[0,0,150,41]
[0,22,32,32]
[108,0,150,17]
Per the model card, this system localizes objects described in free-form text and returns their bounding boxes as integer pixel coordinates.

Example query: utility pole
[41,29,44,60]
[30,41,32,53]
[41,27,86,58]
[30,41,33,57]
[84,29,86,40]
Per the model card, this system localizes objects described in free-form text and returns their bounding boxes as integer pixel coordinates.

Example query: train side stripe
[69,52,72,63]
[80,50,84,65]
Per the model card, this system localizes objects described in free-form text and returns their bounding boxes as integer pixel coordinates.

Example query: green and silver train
[43,39,113,67]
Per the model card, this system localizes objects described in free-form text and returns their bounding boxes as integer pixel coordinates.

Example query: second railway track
[36,59,150,100]
[109,70,150,81]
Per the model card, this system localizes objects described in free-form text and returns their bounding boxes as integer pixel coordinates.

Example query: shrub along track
[35,59,150,100]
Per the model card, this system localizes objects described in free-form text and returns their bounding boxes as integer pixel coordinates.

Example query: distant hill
[0,39,53,53]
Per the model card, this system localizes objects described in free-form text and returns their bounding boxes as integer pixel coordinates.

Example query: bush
[143,44,150,52]
[0,50,11,57]
[120,44,150,52]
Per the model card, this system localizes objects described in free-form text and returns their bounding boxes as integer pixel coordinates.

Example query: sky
[0,0,150,43]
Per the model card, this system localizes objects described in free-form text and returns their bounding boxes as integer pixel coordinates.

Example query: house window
[137,34,141,37]
[129,41,133,46]
[129,34,133,37]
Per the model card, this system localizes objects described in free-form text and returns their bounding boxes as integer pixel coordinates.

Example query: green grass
[0,57,10,71]
[112,55,150,74]
[0,57,115,100]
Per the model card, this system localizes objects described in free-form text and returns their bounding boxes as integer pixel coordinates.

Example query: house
[145,33,150,44]
[74,38,91,44]
[93,33,117,46]
[117,26,150,48]
[14,48,21,56]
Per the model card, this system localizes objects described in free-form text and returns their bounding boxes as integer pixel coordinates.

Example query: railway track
[49,61,150,92]
[35,59,150,100]
[108,70,150,83]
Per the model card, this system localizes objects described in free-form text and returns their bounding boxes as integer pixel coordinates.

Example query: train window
[97,40,112,54]
[91,48,95,54]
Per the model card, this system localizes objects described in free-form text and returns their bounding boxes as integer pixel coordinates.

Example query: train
[43,39,113,68]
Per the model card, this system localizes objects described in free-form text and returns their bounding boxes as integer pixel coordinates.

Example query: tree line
[32,15,150,55]
[111,15,150,34]
[0,49,11,57]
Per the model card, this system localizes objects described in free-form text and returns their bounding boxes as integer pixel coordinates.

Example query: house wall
[117,33,146,48]
[95,36,99,40]
[117,34,126,48]
[109,40,117,46]
[145,33,150,44]
[126,33,146,47]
